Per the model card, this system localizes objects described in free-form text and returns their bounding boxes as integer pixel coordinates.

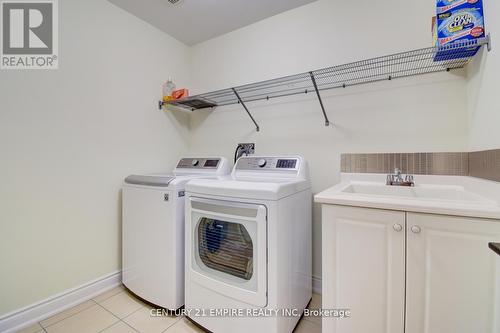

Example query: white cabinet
[406,213,500,333]
[322,205,500,333]
[322,205,405,333]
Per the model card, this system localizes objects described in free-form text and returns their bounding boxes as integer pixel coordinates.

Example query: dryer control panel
[236,157,300,171]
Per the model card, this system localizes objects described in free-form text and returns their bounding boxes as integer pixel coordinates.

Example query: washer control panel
[236,157,299,171]
[177,158,221,169]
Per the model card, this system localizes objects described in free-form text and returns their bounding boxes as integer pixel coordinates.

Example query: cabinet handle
[393,224,403,232]
[411,225,421,234]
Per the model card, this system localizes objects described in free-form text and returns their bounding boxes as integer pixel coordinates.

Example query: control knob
[258,159,267,168]
[192,159,199,167]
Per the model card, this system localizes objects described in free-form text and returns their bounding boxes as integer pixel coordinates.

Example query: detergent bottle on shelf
[162,77,176,102]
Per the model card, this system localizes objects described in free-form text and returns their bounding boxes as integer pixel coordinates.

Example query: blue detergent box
[434,0,485,61]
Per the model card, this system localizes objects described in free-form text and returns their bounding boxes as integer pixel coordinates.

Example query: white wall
[467,0,500,150]
[0,0,191,316]
[188,0,470,280]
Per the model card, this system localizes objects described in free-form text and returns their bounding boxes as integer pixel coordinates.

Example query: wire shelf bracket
[486,33,492,52]
[309,71,330,126]
[232,88,260,132]
[158,35,491,131]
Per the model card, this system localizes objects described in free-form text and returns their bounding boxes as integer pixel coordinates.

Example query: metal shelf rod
[210,51,470,103]
[232,88,260,132]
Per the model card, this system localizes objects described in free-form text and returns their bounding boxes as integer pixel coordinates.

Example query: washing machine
[122,157,230,310]
[185,156,312,333]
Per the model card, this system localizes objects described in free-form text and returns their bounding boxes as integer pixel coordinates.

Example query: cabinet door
[322,205,405,333]
[406,213,500,333]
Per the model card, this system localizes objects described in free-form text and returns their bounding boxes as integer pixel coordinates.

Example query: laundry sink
[341,183,491,203]
[314,174,500,219]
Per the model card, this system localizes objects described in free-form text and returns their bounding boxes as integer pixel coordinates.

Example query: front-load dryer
[185,156,312,333]
[122,157,230,310]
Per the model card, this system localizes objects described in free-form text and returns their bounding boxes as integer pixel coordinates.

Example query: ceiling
[108,0,317,45]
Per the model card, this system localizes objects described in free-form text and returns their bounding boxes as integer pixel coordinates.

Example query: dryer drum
[205,220,227,252]
[198,218,254,280]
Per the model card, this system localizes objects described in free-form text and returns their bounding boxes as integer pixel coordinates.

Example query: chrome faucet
[387,168,415,187]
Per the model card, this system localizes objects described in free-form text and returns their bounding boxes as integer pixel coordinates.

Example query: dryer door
[188,197,267,308]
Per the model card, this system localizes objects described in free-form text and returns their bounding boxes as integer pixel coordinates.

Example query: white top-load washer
[122,157,230,310]
[185,156,312,333]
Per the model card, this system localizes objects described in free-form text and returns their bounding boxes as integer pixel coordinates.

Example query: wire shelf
[160,35,491,131]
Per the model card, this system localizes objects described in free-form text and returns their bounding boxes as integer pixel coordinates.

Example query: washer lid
[124,175,175,187]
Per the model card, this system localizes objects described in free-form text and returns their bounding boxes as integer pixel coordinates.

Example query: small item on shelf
[431,16,438,45]
[172,88,189,100]
[434,0,485,61]
[162,77,176,102]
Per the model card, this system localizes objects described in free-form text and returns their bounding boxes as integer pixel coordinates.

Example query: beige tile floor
[15,285,321,333]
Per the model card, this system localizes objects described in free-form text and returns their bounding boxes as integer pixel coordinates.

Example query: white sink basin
[315,174,500,219]
[341,183,493,203]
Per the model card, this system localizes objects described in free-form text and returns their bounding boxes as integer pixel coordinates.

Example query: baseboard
[312,275,322,295]
[0,271,122,333]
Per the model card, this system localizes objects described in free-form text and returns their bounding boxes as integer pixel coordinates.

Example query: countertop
[315,174,500,220]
